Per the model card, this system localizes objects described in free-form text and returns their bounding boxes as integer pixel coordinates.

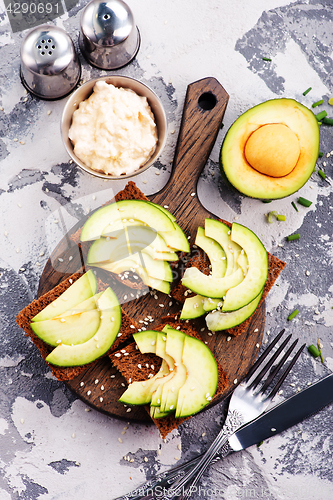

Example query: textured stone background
[0,1,333,499]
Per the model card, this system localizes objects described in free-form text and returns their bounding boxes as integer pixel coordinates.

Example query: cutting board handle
[150,77,229,232]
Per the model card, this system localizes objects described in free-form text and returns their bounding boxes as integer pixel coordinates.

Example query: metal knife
[228,372,333,452]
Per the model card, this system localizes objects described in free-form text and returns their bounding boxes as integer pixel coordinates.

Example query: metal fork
[114,329,305,500]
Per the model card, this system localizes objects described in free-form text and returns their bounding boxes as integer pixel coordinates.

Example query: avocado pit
[244,123,301,178]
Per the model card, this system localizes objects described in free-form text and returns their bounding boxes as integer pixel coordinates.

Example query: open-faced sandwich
[16,182,285,438]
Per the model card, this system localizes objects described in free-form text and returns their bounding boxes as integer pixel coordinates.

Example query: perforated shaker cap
[79,0,140,70]
[20,25,81,100]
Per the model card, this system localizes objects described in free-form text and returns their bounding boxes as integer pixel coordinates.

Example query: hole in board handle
[198,92,217,111]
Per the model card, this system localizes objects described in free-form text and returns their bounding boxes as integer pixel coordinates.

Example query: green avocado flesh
[220,98,320,199]
[118,327,218,418]
[180,219,268,328]
[206,290,263,331]
[31,270,97,322]
[221,223,268,311]
[195,227,226,278]
[30,309,101,347]
[181,266,245,298]
[45,287,121,367]
[80,200,175,241]
[92,258,171,294]
[81,199,188,294]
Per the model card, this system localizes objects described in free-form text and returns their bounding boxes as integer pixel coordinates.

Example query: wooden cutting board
[38,77,265,422]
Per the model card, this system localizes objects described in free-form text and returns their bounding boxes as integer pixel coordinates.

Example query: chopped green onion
[262,57,272,61]
[316,110,327,121]
[312,99,324,108]
[266,211,285,223]
[328,97,333,106]
[308,344,320,358]
[291,201,299,212]
[287,233,300,241]
[318,152,323,157]
[298,197,312,207]
[302,87,312,96]
[322,117,333,125]
[318,169,326,179]
[318,122,322,126]
[317,339,324,364]
[257,441,264,447]
[262,199,272,203]
[288,309,299,321]
[266,211,278,223]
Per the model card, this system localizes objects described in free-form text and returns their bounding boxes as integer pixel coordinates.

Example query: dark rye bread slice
[111,316,228,439]
[16,272,139,381]
[172,219,286,336]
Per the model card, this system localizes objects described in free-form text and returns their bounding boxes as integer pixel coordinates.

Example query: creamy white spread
[68,81,158,176]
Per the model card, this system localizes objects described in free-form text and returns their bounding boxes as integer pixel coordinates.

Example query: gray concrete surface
[0,1,332,499]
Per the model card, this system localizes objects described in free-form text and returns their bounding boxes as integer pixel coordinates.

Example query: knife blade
[229,372,333,452]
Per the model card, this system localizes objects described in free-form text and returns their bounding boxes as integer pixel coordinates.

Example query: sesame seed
[234,379,238,384]
[271,428,276,432]
[80,382,84,387]
[87,391,91,396]
[256,343,260,348]
[118,438,123,443]
[227,336,231,342]
[100,397,103,402]
[72,433,76,438]
[254,328,259,333]
[126,408,132,412]
[95,379,99,384]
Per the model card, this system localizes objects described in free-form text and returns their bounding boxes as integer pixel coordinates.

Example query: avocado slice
[175,335,218,418]
[119,360,170,406]
[222,223,268,311]
[58,291,103,316]
[205,219,242,276]
[220,98,320,199]
[206,290,263,331]
[45,287,121,366]
[195,227,227,278]
[31,270,97,322]
[180,295,206,320]
[31,309,101,347]
[150,332,176,407]
[181,266,244,299]
[80,199,175,241]
[159,326,187,413]
[93,252,173,282]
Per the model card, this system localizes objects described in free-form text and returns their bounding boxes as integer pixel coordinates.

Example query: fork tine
[260,338,299,393]
[267,342,306,399]
[245,328,285,380]
[249,333,292,390]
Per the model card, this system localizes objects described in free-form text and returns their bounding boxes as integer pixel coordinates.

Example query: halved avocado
[220,98,320,199]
